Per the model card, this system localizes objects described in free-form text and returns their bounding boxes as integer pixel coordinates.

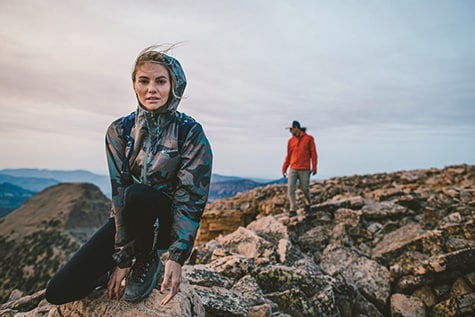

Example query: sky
[1,0,474,180]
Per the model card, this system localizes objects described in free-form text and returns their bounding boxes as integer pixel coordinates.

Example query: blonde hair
[132,43,183,79]
[131,43,185,101]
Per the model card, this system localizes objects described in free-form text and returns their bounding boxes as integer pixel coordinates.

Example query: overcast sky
[1,0,474,180]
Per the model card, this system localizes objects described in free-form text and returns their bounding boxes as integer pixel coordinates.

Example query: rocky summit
[1,164,474,317]
[0,182,110,304]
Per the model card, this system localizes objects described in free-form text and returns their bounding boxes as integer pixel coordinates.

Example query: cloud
[0,0,474,179]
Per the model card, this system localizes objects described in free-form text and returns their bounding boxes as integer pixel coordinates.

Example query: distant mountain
[0,169,111,218]
[0,182,110,303]
[0,168,105,182]
[0,168,111,197]
[264,177,287,186]
[208,176,287,201]
[0,174,59,192]
[0,169,285,205]
[209,179,261,201]
[211,173,276,184]
[210,174,243,183]
[0,183,35,217]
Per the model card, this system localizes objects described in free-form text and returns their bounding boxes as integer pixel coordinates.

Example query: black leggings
[45,184,172,305]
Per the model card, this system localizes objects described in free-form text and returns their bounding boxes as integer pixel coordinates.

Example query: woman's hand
[160,260,182,305]
[107,266,130,300]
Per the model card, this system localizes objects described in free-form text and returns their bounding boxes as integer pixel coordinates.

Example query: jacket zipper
[142,133,150,184]
[142,113,154,185]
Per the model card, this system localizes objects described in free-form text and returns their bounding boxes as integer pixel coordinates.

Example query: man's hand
[160,260,182,305]
[107,266,130,300]
[312,169,317,176]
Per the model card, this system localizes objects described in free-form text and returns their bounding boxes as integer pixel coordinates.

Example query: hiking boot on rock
[124,250,163,302]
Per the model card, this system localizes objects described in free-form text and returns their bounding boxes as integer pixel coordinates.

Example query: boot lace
[130,257,153,283]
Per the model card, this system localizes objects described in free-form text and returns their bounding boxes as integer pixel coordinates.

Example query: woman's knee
[123,184,171,218]
[124,183,151,204]
[45,277,67,305]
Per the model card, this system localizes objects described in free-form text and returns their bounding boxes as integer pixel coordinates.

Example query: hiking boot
[124,251,163,302]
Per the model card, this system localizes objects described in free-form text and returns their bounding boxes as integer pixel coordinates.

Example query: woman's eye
[139,79,148,84]
[158,79,168,85]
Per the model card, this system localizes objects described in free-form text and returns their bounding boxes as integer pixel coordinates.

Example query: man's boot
[124,250,163,302]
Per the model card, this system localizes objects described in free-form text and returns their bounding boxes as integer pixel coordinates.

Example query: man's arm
[282,139,292,176]
[310,136,317,175]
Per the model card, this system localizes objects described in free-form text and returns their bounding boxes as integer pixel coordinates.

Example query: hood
[135,54,187,138]
[160,54,187,115]
[135,53,186,115]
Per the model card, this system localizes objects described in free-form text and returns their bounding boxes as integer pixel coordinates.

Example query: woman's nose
[148,83,158,92]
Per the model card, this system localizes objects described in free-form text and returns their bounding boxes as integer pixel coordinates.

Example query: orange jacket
[282,131,318,174]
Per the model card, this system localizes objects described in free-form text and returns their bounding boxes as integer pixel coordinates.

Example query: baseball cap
[286,120,301,129]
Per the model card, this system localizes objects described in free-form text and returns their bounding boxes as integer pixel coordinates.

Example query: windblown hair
[131,43,184,100]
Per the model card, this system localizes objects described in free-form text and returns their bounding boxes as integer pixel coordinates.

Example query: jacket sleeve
[282,139,291,174]
[309,136,318,173]
[105,119,134,268]
[168,123,212,265]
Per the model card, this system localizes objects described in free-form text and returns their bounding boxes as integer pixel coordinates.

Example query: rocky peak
[0,182,110,241]
[0,183,110,303]
[2,164,474,316]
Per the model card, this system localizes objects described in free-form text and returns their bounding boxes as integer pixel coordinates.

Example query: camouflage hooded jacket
[105,55,212,267]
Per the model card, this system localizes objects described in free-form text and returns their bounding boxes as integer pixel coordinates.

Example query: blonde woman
[46,45,212,305]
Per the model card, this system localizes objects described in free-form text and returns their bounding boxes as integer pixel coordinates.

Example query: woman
[46,45,213,306]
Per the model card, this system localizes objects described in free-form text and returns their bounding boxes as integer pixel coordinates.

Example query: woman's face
[133,62,171,111]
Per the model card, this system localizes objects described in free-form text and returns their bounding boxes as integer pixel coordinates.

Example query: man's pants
[287,169,311,212]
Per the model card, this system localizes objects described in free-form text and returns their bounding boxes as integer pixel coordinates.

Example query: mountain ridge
[0,183,35,217]
[1,164,474,316]
[0,168,110,196]
[0,169,285,213]
[0,182,110,241]
[0,182,110,303]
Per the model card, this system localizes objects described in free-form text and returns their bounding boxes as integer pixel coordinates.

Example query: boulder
[216,227,275,260]
[298,225,329,254]
[390,293,426,317]
[321,244,390,311]
[361,200,408,220]
[277,238,305,266]
[182,264,232,288]
[208,254,253,282]
[372,224,444,265]
[193,285,248,317]
[53,281,203,317]
[246,215,289,244]
[315,196,364,213]
[0,289,46,314]
[430,292,475,317]
[231,275,267,306]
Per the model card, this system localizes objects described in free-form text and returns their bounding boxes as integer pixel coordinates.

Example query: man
[282,120,318,217]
